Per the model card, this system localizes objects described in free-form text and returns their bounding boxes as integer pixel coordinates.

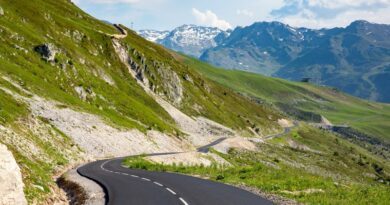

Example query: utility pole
[131,22,134,30]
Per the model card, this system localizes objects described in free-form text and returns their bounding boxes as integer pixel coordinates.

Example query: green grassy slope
[124,125,390,204]
[0,0,282,135]
[183,56,390,142]
[0,0,282,202]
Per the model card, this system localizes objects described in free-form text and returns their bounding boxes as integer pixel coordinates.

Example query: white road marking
[166,188,176,195]
[98,159,189,205]
[141,177,151,181]
[153,182,163,187]
[179,197,189,205]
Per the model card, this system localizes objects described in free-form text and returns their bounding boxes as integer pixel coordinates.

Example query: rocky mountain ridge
[141,21,390,102]
[139,24,230,57]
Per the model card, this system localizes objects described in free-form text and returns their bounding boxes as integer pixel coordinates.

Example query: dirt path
[108,24,128,39]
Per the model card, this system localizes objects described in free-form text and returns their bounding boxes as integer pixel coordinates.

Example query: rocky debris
[155,98,236,147]
[320,115,332,126]
[147,152,230,166]
[0,78,189,159]
[58,167,105,205]
[34,43,58,62]
[74,86,96,102]
[0,7,4,16]
[235,184,301,205]
[277,119,293,128]
[211,137,257,154]
[28,95,188,159]
[0,143,27,205]
[183,73,193,84]
[14,45,28,54]
[286,139,322,154]
[92,68,115,86]
[280,189,324,196]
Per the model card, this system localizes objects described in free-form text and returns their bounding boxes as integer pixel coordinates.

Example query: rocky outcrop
[0,143,27,205]
[112,39,150,90]
[34,43,58,62]
[156,65,183,105]
[74,86,96,102]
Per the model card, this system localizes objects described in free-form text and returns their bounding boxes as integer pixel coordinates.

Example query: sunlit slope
[183,56,390,141]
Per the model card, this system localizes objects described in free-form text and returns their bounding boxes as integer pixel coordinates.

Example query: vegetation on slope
[0,0,282,202]
[124,125,390,205]
[0,0,282,135]
[182,56,390,142]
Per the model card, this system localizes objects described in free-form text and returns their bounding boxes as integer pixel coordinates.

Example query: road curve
[78,157,273,205]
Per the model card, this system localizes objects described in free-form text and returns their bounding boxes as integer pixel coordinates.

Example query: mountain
[200,21,390,103]
[138,29,170,42]
[139,25,229,57]
[184,55,390,144]
[0,1,389,204]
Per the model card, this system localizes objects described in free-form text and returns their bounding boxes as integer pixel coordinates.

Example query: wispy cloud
[236,9,254,17]
[192,8,232,30]
[271,0,390,28]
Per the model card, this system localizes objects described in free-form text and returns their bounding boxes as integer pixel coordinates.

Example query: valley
[0,0,389,205]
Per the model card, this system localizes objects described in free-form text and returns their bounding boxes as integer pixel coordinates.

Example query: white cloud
[285,8,390,28]
[236,9,254,17]
[307,0,390,9]
[271,0,390,28]
[192,8,232,30]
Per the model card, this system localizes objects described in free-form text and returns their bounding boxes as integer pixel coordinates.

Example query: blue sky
[72,0,390,31]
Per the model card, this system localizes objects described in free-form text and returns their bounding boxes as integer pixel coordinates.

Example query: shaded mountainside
[183,56,390,144]
[200,21,390,103]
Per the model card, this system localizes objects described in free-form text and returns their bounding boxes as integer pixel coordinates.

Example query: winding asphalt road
[78,156,272,205]
[77,123,301,205]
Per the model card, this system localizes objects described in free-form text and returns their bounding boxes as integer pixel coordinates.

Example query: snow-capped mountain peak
[138,25,230,57]
[138,29,170,42]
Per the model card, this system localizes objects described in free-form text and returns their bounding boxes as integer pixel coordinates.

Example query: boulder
[0,143,27,205]
[34,43,58,62]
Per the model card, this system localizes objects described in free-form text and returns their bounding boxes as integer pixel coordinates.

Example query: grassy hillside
[0,0,281,135]
[124,125,390,205]
[0,0,281,202]
[183,56,390,142]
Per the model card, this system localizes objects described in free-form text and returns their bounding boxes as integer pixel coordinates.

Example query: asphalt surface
[78,157,273,205]
[197,137,227,153]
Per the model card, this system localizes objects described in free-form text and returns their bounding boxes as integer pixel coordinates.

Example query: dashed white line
[99,159,188,205]
[141,177,151,181]
[153,181,163,187]
[166,188,176,195]
[179,197,189,205]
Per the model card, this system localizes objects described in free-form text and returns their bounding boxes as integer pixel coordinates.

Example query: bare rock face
[0,143,27,205]
[157,66,183,105]
[34,43,58,62]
